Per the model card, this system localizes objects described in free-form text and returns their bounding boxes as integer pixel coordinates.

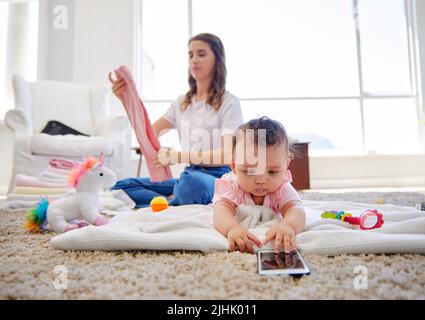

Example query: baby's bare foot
[93,215,108,226]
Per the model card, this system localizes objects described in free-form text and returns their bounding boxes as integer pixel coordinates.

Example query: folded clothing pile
[3,158,76,213]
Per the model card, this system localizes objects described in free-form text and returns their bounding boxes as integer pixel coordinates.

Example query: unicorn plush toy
[24,155,117,233]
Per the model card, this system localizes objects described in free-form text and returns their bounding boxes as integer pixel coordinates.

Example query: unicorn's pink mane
[67,157,99,188]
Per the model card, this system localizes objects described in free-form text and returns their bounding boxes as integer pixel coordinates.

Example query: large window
[140,0,421,154]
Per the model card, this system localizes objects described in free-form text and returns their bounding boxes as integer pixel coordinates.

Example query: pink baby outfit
[112,65,173,182]
[212,171,301,214]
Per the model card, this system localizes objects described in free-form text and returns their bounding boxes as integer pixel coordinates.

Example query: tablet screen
[259,251,305,271]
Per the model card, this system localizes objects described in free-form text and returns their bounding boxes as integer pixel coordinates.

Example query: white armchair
[5,74,131,192]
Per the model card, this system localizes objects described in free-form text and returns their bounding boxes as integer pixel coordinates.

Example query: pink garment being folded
[112,65,173,182]
[15,174,67,188]
[49,158,80,170]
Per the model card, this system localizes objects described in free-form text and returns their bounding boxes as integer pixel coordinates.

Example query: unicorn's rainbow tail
[24,196,49,232]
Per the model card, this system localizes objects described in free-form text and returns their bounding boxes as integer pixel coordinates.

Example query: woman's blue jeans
[111,165,231,208]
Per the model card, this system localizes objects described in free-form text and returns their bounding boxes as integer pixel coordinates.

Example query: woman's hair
[182,33,226,111]
[232,116,293,158]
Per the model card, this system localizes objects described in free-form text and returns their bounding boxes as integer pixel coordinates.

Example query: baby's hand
[227,225,262,254]
[262,222,296,254]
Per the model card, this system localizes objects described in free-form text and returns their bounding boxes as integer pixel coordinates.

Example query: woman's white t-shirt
[162,91,244,152]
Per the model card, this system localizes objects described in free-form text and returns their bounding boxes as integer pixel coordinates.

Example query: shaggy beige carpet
[1,191,425,300]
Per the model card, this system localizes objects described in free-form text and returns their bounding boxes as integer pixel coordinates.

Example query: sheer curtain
[0,0,38,119]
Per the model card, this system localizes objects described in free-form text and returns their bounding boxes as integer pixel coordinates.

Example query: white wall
[37,0,76,82]
[73,0,138,118]
[38,0,137,116]
[73,0,136,88]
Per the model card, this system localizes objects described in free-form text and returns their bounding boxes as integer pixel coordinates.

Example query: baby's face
[231,142,290,197]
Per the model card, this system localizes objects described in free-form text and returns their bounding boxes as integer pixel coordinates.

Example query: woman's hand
[227,224,262,254]
[108,72,126,104]
[262,222,296,254]
[154,147,180,167]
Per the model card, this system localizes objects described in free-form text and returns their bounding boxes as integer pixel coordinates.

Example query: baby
[212,116,306,254]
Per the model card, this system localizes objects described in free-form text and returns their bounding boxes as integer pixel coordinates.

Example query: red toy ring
[343,209,384,230]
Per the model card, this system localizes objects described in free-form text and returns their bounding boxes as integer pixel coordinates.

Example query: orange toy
[150,196,169,212]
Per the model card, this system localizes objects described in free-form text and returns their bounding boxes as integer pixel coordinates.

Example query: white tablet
[258,249,310,276]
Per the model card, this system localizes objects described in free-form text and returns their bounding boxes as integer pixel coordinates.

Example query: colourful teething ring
[322,209,384,230]
[358,209,384,230]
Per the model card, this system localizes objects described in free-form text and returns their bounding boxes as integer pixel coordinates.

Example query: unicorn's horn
[99,152,104,166]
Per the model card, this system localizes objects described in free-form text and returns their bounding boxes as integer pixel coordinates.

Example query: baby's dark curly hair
[232,116,293,159]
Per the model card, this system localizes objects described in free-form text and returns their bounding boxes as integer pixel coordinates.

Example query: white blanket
[50,200,425,255]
